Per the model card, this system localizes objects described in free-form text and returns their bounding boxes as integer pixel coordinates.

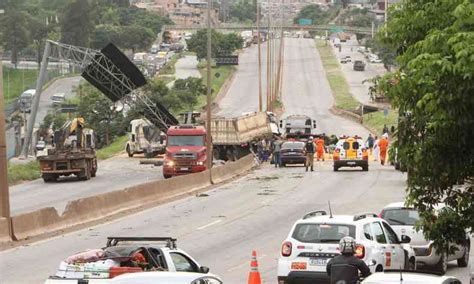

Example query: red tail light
[355,245,365,259]
[282,241,292,257]
[335,149,340,153]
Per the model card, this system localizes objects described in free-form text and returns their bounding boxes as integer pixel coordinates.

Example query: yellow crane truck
[38,117,97,182]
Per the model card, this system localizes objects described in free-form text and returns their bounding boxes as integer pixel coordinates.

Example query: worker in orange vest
[316,135,326,161]
[378,134,389,165]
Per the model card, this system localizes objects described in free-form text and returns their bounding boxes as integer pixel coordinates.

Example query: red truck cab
[163,125,207,179]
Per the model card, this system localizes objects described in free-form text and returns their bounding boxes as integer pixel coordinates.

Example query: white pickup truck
[45,237,215,284]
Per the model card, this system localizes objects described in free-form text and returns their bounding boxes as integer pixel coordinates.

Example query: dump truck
[37,117,97,182]
[210,112,276,161]
[125,119,166,158]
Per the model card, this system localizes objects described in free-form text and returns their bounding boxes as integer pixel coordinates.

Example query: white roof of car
[362,271,460,283]
[297,214,376,225]
[110,272,221,284]
[383,202,446,211]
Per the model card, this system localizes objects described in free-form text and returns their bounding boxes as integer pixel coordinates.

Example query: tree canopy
[377,0,474,252]
[186,30,244,60]
[294,4,340,25]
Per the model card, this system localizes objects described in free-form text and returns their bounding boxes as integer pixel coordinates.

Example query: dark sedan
[280,141,306,166]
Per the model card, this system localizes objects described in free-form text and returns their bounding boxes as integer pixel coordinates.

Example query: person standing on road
[383,124,389,135]
[272,137,282,168]
[366,134,374,154]
[304,136,316,172]
[326,237,371,284]
[379,134,390,165]
[373,135,379,161]
[316,135,326,161]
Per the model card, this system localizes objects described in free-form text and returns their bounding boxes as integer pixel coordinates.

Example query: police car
[45,237,215,284]
[277,211,416,284]
[333,136,369,171]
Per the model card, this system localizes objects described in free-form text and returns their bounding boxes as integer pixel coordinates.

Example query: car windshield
[292,223,356,243]
[282,142,304,149]
[382,208,420,226]
[168,135,204,147]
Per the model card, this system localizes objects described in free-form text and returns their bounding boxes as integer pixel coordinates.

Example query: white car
[110,272,222,284]
[362,270,461,284]
[380,202,470,274]
[277,211,416,284]
[45,237,215,284]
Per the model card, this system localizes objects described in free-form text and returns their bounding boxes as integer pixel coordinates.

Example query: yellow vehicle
[333,136,369,171]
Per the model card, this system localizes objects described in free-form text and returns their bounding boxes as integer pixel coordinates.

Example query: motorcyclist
[326,236,371,284]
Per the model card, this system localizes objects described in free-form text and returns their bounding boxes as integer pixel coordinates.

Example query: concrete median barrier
[212,154,256,184]
[0,218,12,243]
[9,155,255,242]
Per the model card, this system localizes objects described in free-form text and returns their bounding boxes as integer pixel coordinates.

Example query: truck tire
[226,149,237,161]
[362,165,369,171]
[213,149,221,161]
[91,159,97,177]
[127,145,133,157]
[333,166,339,172]
[163,174,172,179]
[43,174,57,183]
[79,162,91,181]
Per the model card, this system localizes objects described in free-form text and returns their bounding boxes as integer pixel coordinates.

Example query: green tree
[228,0,256,23]
[60,0,94,47]
[377,0,474,253]
[187,30,243,60]
[294,4,339,25]
[0,0,30,66]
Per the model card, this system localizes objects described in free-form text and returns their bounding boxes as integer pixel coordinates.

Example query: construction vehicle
[125,119,166,158]
[280,115,317,140]
[37,117,97,182]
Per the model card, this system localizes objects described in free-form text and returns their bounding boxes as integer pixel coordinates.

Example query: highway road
[0,38,470,283]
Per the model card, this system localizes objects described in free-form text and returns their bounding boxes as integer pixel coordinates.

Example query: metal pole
[266,6,271,111]
[257,0,263,112]
[206,0,213,183]
[20,41,51,158]
[0,52,13,240]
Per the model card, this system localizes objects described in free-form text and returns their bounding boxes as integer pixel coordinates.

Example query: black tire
[281,162,286,167]
[404,255,416,271]
[226,149,236,161]
[126,145,133,157]
[213,148,221,161]
[333,166,339,172]
[163,174,172,179]
[91,159,97,177]
[43,174,57,183]
[457,245,470,267]
[434,253,447,275]
[362,165,369,171]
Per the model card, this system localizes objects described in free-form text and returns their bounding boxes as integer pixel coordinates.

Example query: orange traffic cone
[248,250,262,284]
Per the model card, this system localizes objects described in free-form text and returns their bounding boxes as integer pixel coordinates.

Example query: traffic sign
[215,55,238,66]
[298,18,312,26]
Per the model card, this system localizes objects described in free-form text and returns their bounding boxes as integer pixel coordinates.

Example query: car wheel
[362,165,369,171]
[457,245,470,267]
[333,166,338,172]
[434,253,448,274]
[127,145,133,157]
[163,174,172,179]
[405,256,416,270]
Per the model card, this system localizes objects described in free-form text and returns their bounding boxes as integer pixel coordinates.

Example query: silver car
[380,202,470,274]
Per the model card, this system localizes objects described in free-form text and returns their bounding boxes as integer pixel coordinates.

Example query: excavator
[37,117,97,182]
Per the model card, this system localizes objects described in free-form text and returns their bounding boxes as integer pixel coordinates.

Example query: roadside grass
[8,160,41,185]
[3,67,38,104]
[363,110,398,136]
[196,63,235,109]
[315,40,359,111]
[96,135,128,160]
[155,75,175,85]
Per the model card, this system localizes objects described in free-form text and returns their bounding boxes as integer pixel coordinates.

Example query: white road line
[197,219,222,230]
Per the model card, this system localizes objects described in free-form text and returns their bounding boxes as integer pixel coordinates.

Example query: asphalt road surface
[10,154,162,216]
[1,38,470,283]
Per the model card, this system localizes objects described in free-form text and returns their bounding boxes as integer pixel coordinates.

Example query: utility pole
[257,0,263,112]
[206,0,213,183]
[20,41,51,158]
[0,50,13,240]
[266,13,271,111]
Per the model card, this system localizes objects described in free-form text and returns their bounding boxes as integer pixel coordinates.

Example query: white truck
[279,115,317,140]
[125,119,166,158]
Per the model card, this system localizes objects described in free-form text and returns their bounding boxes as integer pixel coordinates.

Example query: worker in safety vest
[316,135,325,161]
[378,134,389,165]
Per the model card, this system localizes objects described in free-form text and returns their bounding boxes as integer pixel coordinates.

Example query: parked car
[380,203,470,274]
[280,141,306,166]
[277,211,416,284]
[109,272,222,284]
[362,270,461,284]
[333,136,369,171]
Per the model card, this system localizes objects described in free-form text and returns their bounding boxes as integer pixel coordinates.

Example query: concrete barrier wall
[0,217,12,243]
[11,156,254,241]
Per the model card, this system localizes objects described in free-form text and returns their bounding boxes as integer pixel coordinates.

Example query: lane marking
[197,219,222,230]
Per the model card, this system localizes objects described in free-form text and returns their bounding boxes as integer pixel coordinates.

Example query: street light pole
[257,0,263,112]
[0,51,13,240]
[206,0,213,183]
